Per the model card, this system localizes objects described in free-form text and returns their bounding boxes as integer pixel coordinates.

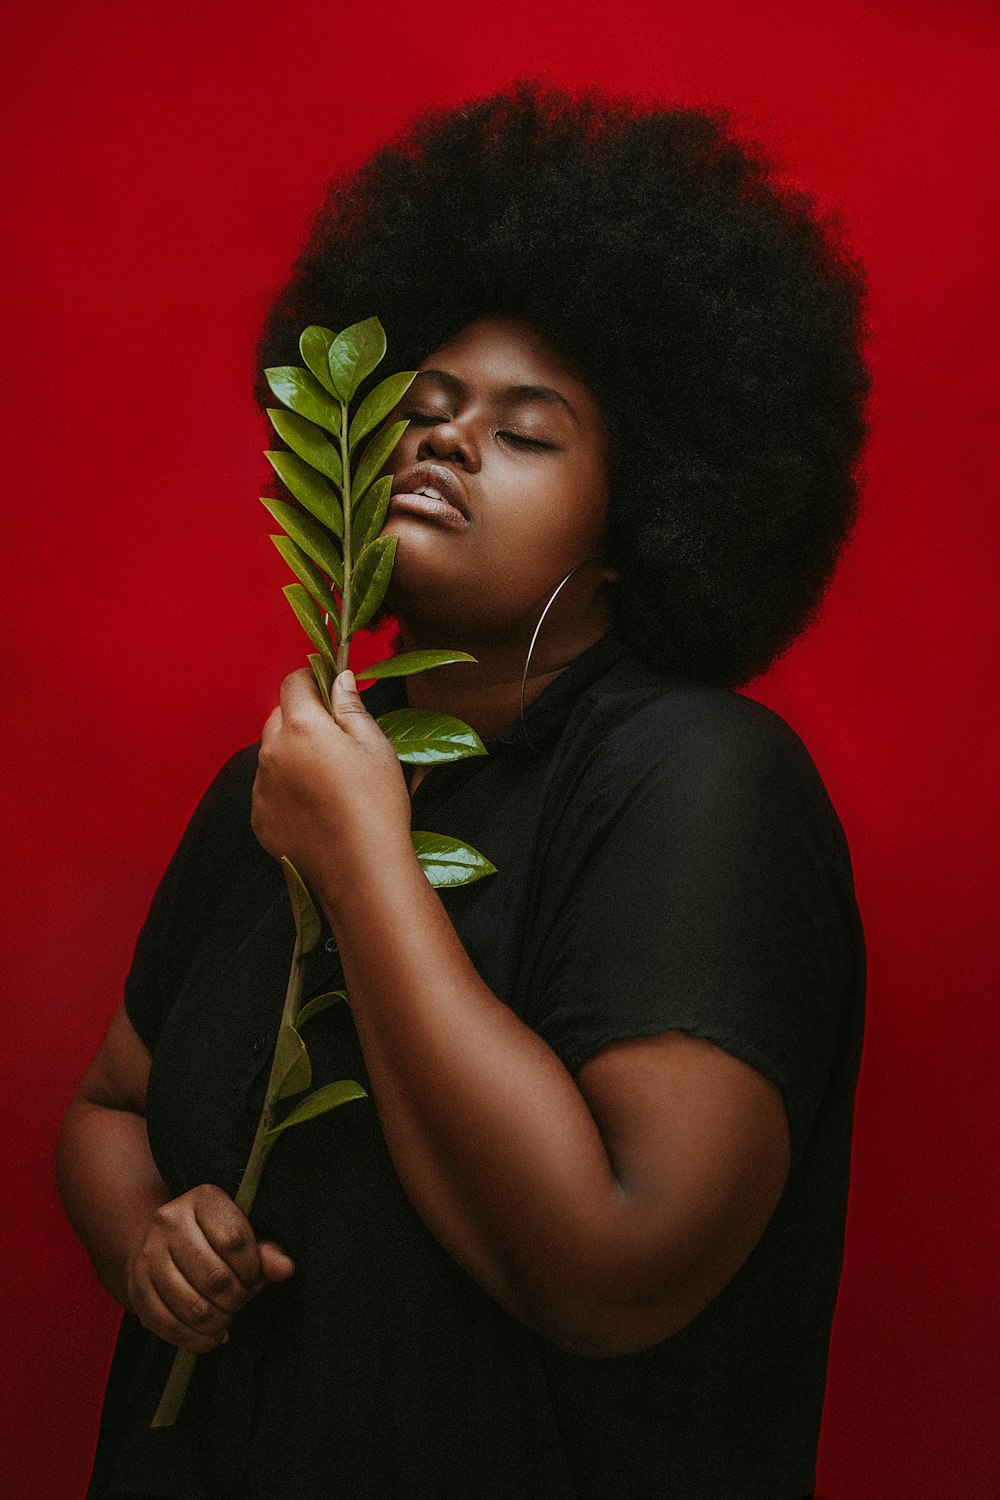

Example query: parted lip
[390,462,470,521]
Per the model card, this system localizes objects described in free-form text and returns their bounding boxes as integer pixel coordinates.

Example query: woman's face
[382,314,611,647]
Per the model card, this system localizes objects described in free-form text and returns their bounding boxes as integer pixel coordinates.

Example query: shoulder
[122,742,270,1050]
[197,740,261,815]
[571,655,840,828]
[136,740,271,940]
[171,742,262,860]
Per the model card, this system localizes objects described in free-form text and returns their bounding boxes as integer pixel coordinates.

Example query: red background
[3,2,997,1495]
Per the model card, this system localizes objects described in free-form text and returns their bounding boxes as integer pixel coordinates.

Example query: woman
[59,85,869,1498]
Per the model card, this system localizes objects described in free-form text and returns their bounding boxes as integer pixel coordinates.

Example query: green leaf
[266,451,344,538]
[265,365,340,434]
[348,369,416,451]
[284,584,336,666]
[377,709,487,765]
[411,831,496,888]
[327,317,386,402]
[272,535,342,633]
[263,1079,367,1145]
[308,653,334,713]
[272,1022,312,1101]
[281,857,323,955]
[267,408,343,486]
[350,535,397,633]
[299,326,340,396]
[261,497,344,588]
[352,421,408,502]
[350,474,392,553]
[357,650,477,682]
[297,989,347,1027]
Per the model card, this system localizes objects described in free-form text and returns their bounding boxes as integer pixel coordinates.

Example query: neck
[398,610,611,744]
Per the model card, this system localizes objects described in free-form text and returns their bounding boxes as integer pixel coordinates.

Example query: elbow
[516,1278,698,1360]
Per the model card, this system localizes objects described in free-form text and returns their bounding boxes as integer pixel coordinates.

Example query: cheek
[537,465,609,560]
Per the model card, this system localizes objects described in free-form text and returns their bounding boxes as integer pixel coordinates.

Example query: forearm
[317,844,641,1342]
[57,1095,170,1306]
[253,672,789,1352]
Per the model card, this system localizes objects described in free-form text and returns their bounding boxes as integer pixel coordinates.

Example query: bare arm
[252,670,790,1356]
[57,1005,168,1305]
[57,1005,294,1351]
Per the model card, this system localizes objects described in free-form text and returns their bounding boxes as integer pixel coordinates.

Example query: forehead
[420,315,601,421]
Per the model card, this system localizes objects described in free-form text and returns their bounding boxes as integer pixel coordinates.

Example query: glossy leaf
[272,535,342,632]
[377,709,487,765]
[357,650,477,682]
[263,1079,368,1146]
[267,409,342,486]
[261,497,343,588]
[350,474,392,553]
[327,317,386,402]
[273,1023,312,1101]
[308,653,334,713]
[265,365,340,434]
[352,420,408,503]
[284,584,336,666]
[281,857,323,955]
[298,326,339,398]
[348,369,416,451]
[266,451,344,538]
[411,831,496,888]
[297,990,347,1027]
[350,534,397,633]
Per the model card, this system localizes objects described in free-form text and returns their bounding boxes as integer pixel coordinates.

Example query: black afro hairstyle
[258,83,869,686]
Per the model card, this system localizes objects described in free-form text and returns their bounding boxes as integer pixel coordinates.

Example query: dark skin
[57,316,790,1358]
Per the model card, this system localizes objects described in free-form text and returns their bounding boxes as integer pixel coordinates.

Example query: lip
[389,462,470,527]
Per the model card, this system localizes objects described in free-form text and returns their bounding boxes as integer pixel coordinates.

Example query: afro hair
[258,83,869,686]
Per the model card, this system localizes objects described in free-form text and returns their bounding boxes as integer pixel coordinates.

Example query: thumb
[258,1241,296,1282]
[332,669,375,732]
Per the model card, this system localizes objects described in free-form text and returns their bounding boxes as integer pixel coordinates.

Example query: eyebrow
[412,369,579,425]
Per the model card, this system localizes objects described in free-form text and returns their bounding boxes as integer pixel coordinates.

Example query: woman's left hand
[251,669,412,893]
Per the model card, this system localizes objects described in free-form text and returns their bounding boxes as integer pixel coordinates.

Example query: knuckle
[205,1265,232,1295]
[216,1223,250,1258]
[190,1297,216,1326]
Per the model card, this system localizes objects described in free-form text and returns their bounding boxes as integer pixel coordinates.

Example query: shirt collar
[493,631,628,752]
[359,631,631,755]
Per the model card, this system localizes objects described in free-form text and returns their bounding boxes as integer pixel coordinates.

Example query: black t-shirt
[88,634,864,1500]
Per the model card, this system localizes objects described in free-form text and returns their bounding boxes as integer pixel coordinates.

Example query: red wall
[3,2,997,1494]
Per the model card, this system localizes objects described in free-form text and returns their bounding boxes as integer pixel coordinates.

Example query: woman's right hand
[125,1183,295,1352]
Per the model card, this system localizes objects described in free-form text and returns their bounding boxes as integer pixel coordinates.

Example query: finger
[258,1241,296,1283]
[134,1265,231,1352]
[259,703,282,749]
[168,1229,259,1314]
[148,1253,234,1336]
[279,666,324,720]
[331,670,379,735]
[192,1195,265,1292]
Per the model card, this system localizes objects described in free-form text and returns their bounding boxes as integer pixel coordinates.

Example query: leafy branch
[150,319,495,1427]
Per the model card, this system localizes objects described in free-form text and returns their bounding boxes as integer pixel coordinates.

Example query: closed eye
[497,431,558,452]
[401,410,450,426]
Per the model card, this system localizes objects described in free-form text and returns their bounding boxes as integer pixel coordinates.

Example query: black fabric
[88,634,864,1500]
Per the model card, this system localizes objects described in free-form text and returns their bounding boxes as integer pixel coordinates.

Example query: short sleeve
[123,744,265,1051]
[524,691,863,1165]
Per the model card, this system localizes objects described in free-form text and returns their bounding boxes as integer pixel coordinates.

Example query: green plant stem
[150,937,309,1428]
[336,397,352,672]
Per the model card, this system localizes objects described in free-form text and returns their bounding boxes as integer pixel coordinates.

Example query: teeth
[415,486,443,500]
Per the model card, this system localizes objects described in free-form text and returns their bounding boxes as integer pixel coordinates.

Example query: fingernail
[338,670,357,692]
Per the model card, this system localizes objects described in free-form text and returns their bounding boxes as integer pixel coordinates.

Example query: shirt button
[324,937,337,953]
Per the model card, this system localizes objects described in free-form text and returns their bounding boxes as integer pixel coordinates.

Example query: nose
[417,416,480,472]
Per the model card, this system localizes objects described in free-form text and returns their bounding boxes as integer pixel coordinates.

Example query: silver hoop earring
[518,559,599,749]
